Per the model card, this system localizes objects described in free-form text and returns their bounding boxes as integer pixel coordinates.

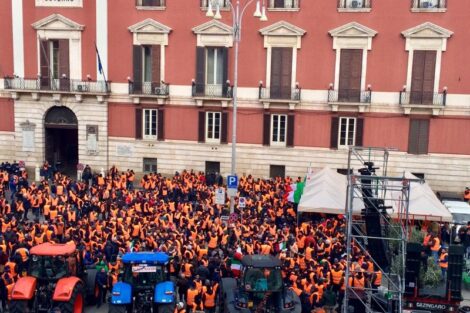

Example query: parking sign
[227,175,238,189]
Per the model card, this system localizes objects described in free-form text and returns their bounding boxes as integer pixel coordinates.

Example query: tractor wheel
[156,303,175,313]
[109,304,129,313]
[9,300,31,313]
[55,283,84,313]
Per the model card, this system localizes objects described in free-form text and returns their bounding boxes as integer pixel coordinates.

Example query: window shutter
[135,108,143,140]
[157,109,164,141]
[133,45,143,93]
[58,39,70,91]
[330,117,339,149]
[355,117,364,147]
[287,114,295,147]
[222,48,229,97]
[40,40,50,89]
[410,50,425,104]
[221,112,228,144]
[263,113,271,146]
[422,51,436,104]
[151,45,161,87]
[195,47,206,96]
[339,49,362,102]
[270,48,282,99]
[198,111,206,143]
[408,119,420,154]
[418,119,430,154]
[281,48,293,100]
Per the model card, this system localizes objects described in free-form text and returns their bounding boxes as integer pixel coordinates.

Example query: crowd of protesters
[0,161,456,313]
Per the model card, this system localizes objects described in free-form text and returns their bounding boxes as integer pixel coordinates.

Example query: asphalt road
[85,303,108,312]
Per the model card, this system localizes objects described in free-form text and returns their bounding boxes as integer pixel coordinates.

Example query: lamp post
[206,0,267,214]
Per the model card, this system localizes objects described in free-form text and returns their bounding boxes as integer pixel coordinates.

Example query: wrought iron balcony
[200,0,230,9]
[399,91,446,106]
[136,0,166,7]
[192,82,233,98]
[411,0,446,9]
[337,0,371,9]
[258,85,301,101]
[268,0,300,9]
[4,76,110,94]
[128,81,169,97]
[328,89,372,103]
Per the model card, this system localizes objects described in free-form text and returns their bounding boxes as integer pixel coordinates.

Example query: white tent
[298,168,452,222]
[388,172,452,222]
[298,167,364,215]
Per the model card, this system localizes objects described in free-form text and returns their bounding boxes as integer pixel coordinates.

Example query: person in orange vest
[439,248,448,281]
[186,283,199,312]
[202,284,217,313]
[465,187,470,202]
[430,234,441,263]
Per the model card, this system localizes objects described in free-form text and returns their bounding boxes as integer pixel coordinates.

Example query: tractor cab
[9,242,91,313]
[109,252,175,313]
[221,255,301,313]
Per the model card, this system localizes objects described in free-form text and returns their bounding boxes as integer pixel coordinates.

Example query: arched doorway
[44,106,78,174]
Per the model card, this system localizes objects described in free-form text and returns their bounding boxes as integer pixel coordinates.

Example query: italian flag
[285,181,305,204]
[231,249,243,277]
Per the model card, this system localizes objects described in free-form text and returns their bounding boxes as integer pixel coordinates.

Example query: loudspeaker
[365,213,389,269]
[405,243,422,296]
[448,245,464,301]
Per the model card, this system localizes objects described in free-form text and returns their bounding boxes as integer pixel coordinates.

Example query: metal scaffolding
[343,147,422,313]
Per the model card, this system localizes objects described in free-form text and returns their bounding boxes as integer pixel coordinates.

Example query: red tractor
[9,242,96,313]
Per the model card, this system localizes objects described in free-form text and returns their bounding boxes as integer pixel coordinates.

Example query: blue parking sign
[227,175,238,189]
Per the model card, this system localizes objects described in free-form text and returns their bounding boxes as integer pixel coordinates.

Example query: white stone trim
[96,0,108,79]
[128,19,172,46]
[12,0,25,77]
[329,22,377,91]
[192,20,233,48]
[260,21,305,89]
[33,14,84,80]
[402,22,453,93]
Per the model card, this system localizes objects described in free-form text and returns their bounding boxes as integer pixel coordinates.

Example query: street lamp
[206,0,267,214]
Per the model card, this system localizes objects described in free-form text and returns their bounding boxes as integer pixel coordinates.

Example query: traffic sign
[227,175,238,189]
[238,197,246,208]
[215,188,226,205]
[229,213,238,223]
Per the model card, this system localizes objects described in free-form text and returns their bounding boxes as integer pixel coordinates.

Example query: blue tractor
[108,252,176,313]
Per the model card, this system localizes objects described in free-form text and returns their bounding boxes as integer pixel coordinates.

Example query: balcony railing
[338,0,372,9]
[399,91,446,106]
[192,82,233,98]
[136,0,166,7]
[200,0,230,9]
[412,0,446,8]
[259,86,301,101]
[4,76,110,94]
[129,81,169,96]
[328,89,372,103]
[268,0,300,9]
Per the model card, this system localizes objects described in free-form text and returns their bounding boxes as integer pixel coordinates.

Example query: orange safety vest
[439,253,448,269]
[204,290,216,308]
[431,237,441,251]
[350,276,365,290]
[331,269,343,285]
[186,289,198,306]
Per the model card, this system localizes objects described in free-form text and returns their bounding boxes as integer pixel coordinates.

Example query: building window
[136,0,165,7]
[408,119,429,155]
[270,165,286,178]
[411,0,446,9]
[271,114,287,146]
[143,158,158,173]
[206,48,224,86]
[200,0,230,9]
[338,0,371,9]
[143,109,158,139]
[338,117,356,148]
[206,112,221,143]
[39,39,69,90]
[132,45,162,94]
[410,50,437,105]
[269,0,300,9]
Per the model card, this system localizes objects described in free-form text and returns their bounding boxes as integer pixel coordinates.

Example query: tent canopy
[298,168,452,222]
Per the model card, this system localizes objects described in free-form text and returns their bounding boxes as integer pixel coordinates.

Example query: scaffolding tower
[343,147,422,313]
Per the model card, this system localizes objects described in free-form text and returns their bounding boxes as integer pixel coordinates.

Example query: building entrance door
[44,106,78,175]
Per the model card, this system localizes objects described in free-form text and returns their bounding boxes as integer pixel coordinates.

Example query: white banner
[132,264,157,273]
[215,188,226,205]
[36,0,83,7]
